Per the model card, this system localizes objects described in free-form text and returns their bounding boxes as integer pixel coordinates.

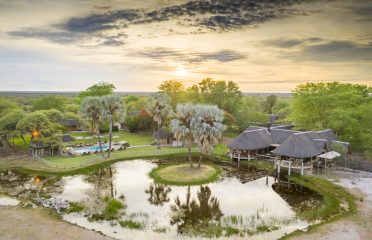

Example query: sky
[0,0,371,92]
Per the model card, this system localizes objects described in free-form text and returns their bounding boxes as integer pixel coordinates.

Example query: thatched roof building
[272,133,323,158]
[228,129,272,150]
[270,129,300,144]
[153,128,173,145]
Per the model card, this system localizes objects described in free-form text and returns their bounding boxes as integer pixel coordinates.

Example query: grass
[149,163,222,186]
[119,219,144,229]
[280,174,357,239]
[66,202,85,213]
[89,196,125,221]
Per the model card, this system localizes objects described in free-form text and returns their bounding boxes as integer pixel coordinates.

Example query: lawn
[42,146,199,169]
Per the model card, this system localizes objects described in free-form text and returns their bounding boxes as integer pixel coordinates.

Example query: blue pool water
[73,144,109,154]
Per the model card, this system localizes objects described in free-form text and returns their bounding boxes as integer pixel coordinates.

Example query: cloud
[7,0,321,45]
[131,48,246,63]
[263,38,322,48]
[298,40,372,61]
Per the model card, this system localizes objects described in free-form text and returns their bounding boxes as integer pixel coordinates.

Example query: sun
[174,65,188,77]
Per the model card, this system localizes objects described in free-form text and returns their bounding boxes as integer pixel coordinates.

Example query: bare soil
[291,169,372,240]
[0,206,114,240]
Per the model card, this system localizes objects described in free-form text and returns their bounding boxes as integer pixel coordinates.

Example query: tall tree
[191,78,242,115]
[235,96,267,131]
[171,103,198,168]
[146,93,173,149]
[262,94,277,114]
[80,97,106,158]
[159,80,186,108]
[102,95,125,157]
[289,82,371,152]
[194,105,225,168]
[16,112,55,139]
[0,110,27,145]
[79,82,116,98]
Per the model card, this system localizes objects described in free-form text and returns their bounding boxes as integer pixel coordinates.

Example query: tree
[159,80,186,108]
[16,112,54,138]
[289,82,371,152]
[190,78,242,115]
[31,95,66,111]
[38,109,64,123]
[80,97,106,158]
[171,103,198,168]
[0,97,20,115]
[79,82,116,98]
[262,95,277,114]
[235,96,267,131]
[64,104,81,114]
[146,93,173,150]
[0,110,27,145]
[194,105,225,168]
[102,95,125,157]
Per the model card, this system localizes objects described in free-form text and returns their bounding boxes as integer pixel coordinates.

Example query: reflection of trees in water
[85,167,122,213]
[170,186,222,234]
[145,183,171,206]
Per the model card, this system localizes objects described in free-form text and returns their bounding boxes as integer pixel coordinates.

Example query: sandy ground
[291,169,372,240]
[0,206,114,240]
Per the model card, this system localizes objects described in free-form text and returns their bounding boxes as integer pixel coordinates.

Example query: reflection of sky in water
[0,195,20,206]
[55,160,307,239]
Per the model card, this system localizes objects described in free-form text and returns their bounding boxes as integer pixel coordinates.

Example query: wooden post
[288,161,291,176]
[230,150,233,159]
[248,153,250,161]
[238,153,240,163]
[301,159,304,176]
[278,160,281,174]
[266,175,268,185]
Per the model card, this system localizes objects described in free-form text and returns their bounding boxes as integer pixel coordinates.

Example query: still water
[0,160,322,239]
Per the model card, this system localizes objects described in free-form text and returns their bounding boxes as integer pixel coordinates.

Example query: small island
[150,164,221,186]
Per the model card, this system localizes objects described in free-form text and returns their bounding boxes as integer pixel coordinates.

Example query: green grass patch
[281,174,357,239]
[119,219,144,229]
[149,163,222,186]
[66,201,85,213]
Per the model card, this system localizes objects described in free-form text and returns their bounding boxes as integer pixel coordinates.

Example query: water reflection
[145,183,171,206]
[0,160,316,240]
[171,186,222,235]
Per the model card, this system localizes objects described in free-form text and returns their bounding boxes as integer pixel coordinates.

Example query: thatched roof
[270,129,300,144]
[228,129,272,150]
[153,128,172,139]
[271,124,294,130]
[59,119,78,127]
[313,138,327,151]
[29,142,51,149]
[61,134,74,143]
[316,129,336,144]
[244,126,265,131]
[272,133,323,158]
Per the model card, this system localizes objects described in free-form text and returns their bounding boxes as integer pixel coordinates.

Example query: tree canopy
[289,82,372,152]
[79,82,116,98]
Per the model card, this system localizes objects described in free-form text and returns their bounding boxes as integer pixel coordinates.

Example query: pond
[0,160,322,239]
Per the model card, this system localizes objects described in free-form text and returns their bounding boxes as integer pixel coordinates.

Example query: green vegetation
[66,202,85,213]
[119,219,144,229]
[289,82,372,155]
[89,196,125,221]
[150,163,221,186]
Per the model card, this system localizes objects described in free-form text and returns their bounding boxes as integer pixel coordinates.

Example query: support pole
[288,161,291,176]
[301,159,304,176]
[238,153,240,163]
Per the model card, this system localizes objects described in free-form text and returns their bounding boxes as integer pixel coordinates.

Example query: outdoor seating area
[63,141,128,156]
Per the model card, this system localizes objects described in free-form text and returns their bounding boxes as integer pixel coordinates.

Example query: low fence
[335,154,372,172]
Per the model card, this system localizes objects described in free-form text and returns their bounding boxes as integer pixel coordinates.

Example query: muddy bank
[0,206,114,240]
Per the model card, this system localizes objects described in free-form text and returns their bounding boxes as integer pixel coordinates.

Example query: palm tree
[80,96,106,158]
[102,95,124,157]
[171,103,199,168]
[146,93,173,149]
[194,105,225,168]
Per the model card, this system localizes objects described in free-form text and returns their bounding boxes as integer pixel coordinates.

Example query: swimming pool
[72,144,110,154]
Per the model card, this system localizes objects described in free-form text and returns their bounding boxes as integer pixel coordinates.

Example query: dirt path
[0,206,114,240]
[291,169,372,240]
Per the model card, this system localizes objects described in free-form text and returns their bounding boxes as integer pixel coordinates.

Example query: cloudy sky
[0,0,371,92]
